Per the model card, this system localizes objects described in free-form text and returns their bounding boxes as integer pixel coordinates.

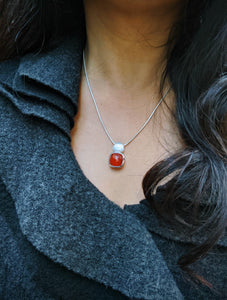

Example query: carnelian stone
[109,153,124,167]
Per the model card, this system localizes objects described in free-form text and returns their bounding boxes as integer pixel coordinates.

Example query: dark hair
[0,0,85,59]
[0,0,226,288]
[143,0,227,287]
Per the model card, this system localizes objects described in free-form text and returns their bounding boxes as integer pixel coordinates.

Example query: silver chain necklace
[82,50,170,169]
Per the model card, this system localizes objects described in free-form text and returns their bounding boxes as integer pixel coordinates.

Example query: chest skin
[70,75,184,209]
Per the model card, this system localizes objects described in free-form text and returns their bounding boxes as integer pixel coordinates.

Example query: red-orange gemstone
[109,153,124,168]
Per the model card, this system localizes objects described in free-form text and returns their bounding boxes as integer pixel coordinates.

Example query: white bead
[112,143,124,153]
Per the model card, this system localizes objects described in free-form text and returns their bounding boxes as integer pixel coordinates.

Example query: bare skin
[70,0,186,209]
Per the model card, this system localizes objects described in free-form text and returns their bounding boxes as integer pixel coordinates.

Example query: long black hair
[0,0,226,288]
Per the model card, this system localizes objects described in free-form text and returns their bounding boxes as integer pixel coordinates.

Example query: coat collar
[125,196,227,248]
[11,33,84,139]
[0,33,184,299]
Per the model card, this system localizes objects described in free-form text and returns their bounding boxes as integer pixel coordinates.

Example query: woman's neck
[83,0,185,93]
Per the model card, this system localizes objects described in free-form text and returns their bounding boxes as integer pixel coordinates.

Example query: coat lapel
[0,34,183,299]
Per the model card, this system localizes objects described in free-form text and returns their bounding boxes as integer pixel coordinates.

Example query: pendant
[109,143,125,168]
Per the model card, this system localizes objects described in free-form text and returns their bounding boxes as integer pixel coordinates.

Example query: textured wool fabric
[0,178,129,300]
[0,32,226,299]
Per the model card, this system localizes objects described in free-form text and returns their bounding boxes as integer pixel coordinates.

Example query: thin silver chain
[82,50,170,147]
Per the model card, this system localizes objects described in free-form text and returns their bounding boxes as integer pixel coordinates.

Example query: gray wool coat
[0,31,226,300]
